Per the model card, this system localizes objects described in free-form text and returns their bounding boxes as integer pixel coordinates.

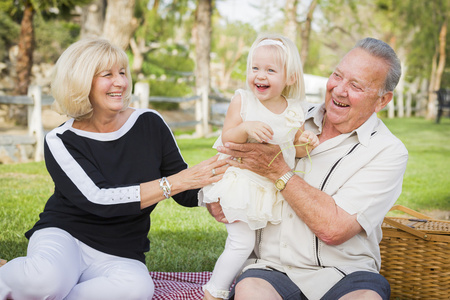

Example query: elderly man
[208,37,408,300]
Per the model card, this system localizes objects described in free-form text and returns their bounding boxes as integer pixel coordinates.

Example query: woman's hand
[140,155,228,209]
[217,142,291,182]
[176,154,229,189]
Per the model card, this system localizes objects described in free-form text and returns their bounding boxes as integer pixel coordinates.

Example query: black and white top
[26,108,198,263]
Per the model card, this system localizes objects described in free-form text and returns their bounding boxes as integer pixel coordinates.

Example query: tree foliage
[0,0,448,105]
[378,0,449,81]
[0,11,20,62]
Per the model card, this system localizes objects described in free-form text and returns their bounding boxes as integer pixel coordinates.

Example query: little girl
[201,33,319,300]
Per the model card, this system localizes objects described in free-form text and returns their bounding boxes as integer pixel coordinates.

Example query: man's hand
[217,142,291,182]
[206,202,228,223]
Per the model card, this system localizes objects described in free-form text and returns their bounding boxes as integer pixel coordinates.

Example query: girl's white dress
[203,89,305,230]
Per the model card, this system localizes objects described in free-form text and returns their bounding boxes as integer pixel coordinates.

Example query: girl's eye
[252,67,258,71]
[268,69,275,73]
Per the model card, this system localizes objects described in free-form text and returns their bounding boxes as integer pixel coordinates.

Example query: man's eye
[352,83,362,91]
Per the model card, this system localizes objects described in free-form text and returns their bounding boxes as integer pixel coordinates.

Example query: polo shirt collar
[353,113,378,147]
[306,104,379,147]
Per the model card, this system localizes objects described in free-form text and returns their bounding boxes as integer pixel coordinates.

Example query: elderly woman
[0,38,227,300]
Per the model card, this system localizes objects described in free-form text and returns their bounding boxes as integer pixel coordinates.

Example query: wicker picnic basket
[379,205,450,299]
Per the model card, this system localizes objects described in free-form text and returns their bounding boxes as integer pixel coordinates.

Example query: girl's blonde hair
[51,38,132,120]
[246,33,305,101]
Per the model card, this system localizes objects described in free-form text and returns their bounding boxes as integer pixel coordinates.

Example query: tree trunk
[129,1,160,74]
[14,2,34,96]
[80,0,106,39]
[129,37,144,73]
[416,78,428,117]
[300,0,317,68]
[407,77,419,117]
[426,19,447,120]
[193,0,212,137]
[396,61,405,117]
[284,0,298,44]
[103,0,137,50]
[218,36,245,91]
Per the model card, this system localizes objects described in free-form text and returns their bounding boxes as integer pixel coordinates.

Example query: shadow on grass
[147,229,227,273]
[0,240,28,261]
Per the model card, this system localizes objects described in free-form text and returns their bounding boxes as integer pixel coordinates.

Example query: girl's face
[247,46,289,111]
[89,64,129,115]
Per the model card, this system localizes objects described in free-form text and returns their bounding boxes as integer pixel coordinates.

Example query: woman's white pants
[0,227,154,300]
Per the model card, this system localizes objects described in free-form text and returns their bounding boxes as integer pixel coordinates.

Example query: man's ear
[375,91,393,113]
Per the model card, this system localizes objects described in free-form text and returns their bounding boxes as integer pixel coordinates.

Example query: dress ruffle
[203,167,284,230]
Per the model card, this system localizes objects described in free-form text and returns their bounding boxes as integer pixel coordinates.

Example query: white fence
[0,82,230,163]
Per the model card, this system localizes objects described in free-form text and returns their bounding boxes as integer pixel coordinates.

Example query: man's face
[324,48,392,133]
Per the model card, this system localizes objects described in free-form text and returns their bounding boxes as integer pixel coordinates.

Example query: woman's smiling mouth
[107,92,122,97]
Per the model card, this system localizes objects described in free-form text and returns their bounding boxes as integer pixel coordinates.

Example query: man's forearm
[281,175,362,245]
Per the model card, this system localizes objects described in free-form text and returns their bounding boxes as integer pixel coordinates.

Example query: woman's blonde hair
[51,38,132,120]
[246,33,305,101]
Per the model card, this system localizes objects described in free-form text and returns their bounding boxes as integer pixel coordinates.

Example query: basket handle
[389,204,432,220]
[383,205,432,240]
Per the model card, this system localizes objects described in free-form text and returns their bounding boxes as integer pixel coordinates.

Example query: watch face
[275,179,285,190]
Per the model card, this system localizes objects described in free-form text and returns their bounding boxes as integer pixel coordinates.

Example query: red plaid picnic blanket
[150,271,212,300]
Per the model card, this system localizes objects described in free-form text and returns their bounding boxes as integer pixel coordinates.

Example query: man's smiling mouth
[333,99,349,107]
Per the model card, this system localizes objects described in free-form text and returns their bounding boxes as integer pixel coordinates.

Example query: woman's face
[89,65,129,115]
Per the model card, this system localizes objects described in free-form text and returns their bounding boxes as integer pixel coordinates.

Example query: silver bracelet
[159,177,172,199]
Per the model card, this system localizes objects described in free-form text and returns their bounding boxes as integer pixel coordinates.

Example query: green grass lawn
[0,117,449,272]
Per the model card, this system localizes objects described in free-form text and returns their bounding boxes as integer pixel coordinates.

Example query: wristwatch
[275,170,295,192]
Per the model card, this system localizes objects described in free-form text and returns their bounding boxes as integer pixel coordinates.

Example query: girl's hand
[243,121,273,143]
[298,130,320,150]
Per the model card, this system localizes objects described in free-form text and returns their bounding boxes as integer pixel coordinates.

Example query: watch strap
[276,170,295,191]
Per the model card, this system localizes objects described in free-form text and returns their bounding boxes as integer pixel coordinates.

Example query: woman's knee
[20,258,77,298]
[112,274,155,300]
[129,272,154,299]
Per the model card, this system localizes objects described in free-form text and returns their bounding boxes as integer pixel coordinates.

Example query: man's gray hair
[354,37,401,95]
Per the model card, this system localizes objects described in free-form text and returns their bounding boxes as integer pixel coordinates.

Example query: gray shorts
[229,268,390,300]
